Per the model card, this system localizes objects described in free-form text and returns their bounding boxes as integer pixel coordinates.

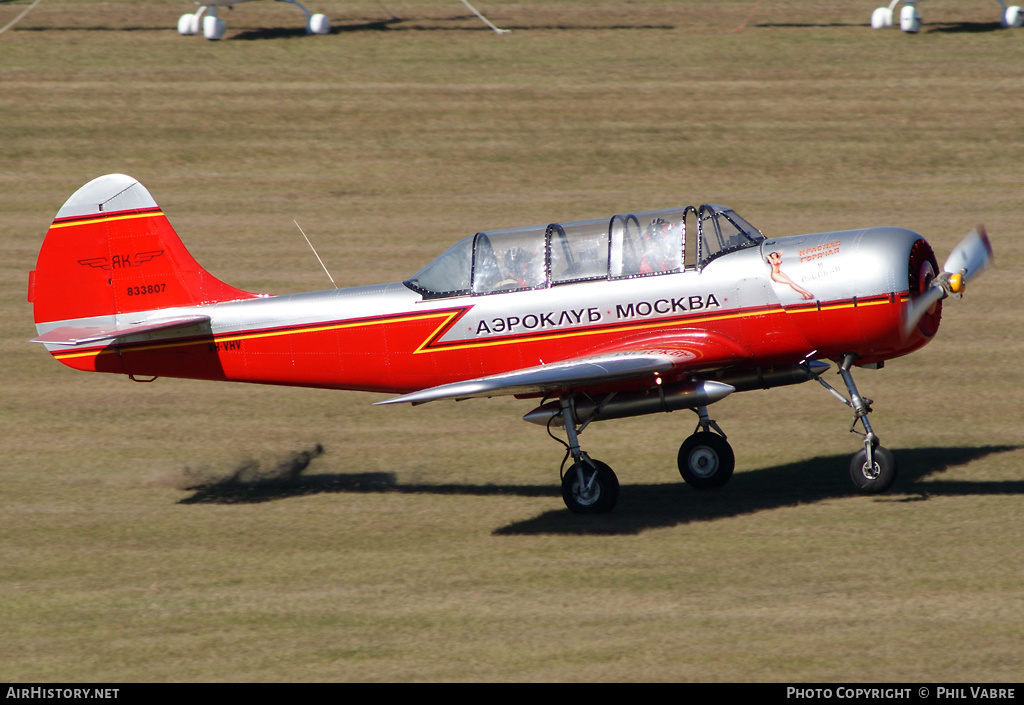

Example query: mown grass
[1,0,1022,682]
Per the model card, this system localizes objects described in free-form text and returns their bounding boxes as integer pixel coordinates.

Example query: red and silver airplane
[29,174,992,513]
[177,0,509,40]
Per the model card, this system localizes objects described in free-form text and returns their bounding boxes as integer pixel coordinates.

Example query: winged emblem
[77,257,112,271]
[77,251,165,270]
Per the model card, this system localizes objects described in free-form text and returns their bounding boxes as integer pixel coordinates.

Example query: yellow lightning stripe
[413,309,468,353]
[49,211,165,229]
[52,348,116,361]
[789,298,892,314]
[212,310,457,347]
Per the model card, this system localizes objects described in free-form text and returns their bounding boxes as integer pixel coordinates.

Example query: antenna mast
[294,220,338,289]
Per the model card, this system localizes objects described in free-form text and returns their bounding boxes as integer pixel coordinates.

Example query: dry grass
[1,0,1022,682]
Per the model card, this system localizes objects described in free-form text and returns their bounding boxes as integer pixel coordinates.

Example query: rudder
[29,174,262,326]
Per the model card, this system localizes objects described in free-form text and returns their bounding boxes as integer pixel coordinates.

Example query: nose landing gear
[810,353,898,493]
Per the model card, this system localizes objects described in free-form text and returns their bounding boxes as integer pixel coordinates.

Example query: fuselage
[42,225,937,395]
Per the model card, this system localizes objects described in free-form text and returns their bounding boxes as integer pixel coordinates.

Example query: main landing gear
[677,407,735,490]
[549,395,737,513]
[553,396,620,514]
[810,353,898,493]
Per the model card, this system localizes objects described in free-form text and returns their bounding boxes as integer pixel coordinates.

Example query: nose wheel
[809,354,900,494]
[850,444,897,493]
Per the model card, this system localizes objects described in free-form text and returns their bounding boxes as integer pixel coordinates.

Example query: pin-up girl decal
[767,251,814,300]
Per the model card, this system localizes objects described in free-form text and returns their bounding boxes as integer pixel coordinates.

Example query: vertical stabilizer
[30,174,263,325]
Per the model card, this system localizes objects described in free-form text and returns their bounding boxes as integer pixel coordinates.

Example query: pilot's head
[647,218,671,239]
[504,247,533,273]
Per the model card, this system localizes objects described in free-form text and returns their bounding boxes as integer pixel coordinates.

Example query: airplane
[29,174,993,514]
[177,0,509,41]
[871,0,1023,32]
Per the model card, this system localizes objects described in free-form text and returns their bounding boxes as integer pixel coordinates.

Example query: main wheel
[677,432,735,489]
[561,459,619,514]
[849,446,897,493]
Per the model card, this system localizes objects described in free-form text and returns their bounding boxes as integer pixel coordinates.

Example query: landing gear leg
[554,396,619,514]
[811,353,898,493]
[677,406,735,489]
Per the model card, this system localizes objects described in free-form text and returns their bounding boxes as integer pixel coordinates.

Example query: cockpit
[405,204,764,299]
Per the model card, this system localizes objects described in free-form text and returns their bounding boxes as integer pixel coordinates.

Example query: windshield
[405,235,473,297]
[697,205,764,268]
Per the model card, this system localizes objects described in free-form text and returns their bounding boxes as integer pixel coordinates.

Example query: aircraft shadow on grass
[178,444,1021,535]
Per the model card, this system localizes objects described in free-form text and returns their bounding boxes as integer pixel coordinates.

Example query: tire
[561,459,619,514]
[677,432,735,490]
[849,446,897,493]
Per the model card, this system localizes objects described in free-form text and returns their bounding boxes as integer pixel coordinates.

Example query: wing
[377,329,749,405]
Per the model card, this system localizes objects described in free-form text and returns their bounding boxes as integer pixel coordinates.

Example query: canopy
[405,205,763,299]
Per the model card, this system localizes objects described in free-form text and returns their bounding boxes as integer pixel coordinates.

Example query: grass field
[2,0,1022,682]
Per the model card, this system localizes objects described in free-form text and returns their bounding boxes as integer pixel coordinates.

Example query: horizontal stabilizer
[31,314,211,346]
[376,352,677,405]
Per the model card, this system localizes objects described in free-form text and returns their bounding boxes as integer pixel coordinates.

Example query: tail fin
[29,174,263,326]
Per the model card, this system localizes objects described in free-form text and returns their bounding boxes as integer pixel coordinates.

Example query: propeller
[903,226,994,339]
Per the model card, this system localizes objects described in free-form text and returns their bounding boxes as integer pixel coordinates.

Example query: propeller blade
[943,226,993,282]
[902,284,945,339]
[903,225,993,339]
